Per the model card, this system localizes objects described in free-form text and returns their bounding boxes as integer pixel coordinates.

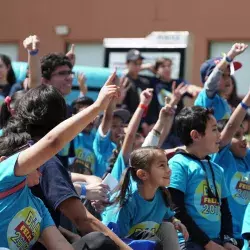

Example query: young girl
[102,147,189,249]
[0,79,126,249]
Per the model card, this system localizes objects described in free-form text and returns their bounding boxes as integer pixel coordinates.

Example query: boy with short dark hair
[168,106,239,250]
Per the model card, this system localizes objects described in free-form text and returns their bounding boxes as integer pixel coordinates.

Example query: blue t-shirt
[93,128,116,177]
[242,203,250,250]
[194,89,231,121]
[111,151,128,182]
[102,187,174,238]
[0,153,54,249]
[212,146,250,239]
[169,153,229,242]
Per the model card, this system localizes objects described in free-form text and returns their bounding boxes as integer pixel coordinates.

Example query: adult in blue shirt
[195,43,247,121]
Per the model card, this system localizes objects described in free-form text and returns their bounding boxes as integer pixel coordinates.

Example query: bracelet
[80,183,87,197]
[241,102,249,111]
[29,49,39,56]
[139,103,148,117]
[225,56,233,63]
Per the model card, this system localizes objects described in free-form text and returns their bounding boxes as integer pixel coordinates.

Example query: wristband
[29,49,39,56]
[139,103,148,117]
[80,183,87,197]
[225,56,233,63]
[241,102,249,111]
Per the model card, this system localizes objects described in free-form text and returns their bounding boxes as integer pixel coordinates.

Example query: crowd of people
[0,35,250,250]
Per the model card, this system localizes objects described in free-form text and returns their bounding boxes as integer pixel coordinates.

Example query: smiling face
[230,125,247,158]
[142,151,171,188]
[45,65,73,96]
[110,116,125,145]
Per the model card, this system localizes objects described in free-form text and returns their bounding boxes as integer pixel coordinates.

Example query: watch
[223,235,237,246]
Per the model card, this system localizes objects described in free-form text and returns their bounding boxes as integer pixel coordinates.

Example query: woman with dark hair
[0,54,17,103]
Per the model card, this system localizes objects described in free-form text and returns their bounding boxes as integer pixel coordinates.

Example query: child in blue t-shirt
[0,78,120,248]
[210,89,250,249]
[168,106,238,250]
[102,147,188,249]
[195,43,247,121]
[242,203,250,250]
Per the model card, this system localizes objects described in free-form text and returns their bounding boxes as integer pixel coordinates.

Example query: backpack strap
[0,179,26,199]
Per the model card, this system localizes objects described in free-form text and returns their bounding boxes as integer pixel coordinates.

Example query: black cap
[113,108,131,123]
[126,49,144,62]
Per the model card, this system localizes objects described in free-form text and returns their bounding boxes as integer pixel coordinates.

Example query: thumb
[104,69,117,86]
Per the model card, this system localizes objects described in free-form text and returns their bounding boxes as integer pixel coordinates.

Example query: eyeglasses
[51,70,75,77]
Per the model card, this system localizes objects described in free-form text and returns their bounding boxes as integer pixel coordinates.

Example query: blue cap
[200,57,242,84]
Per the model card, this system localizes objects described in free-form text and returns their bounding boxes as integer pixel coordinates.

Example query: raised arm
[220,89,250,148]
[14,72,118,176]
[99,73,117,135]
[121,88,153,162]
[23,35,41,89]
[205,43,248,98]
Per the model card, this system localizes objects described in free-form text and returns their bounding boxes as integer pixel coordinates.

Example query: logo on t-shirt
[194,180,221,221]
[231,171,250,205]
[128,221,160,235]
[158,89,172,107]
[7,207,41,249]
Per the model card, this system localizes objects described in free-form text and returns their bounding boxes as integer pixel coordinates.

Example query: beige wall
[1,0,250,85]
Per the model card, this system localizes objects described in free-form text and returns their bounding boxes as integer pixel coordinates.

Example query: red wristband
[139,103,148,117]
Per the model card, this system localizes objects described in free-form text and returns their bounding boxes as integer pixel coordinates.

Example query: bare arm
[58,197,131,250]
[220,90,250,148]
[23,35,41,89]
[40,226,73,250]
[15,73,118,176]
[121,88,153,162]
[205,43,248,98]
[71,172,102,184]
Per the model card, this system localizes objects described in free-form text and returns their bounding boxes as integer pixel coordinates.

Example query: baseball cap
[126,49,145,62]
[200,57,242,84]
[113,108,131,123]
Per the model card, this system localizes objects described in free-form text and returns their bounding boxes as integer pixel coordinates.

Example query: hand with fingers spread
[95,70,119,110]
[85,183,110,202]
[23,35,40,54]
[227,43,248,60]
[159,104,175,123]
[169,81,188,107]
[140,88,153,106]
[77,72,88,95]
[66,44,76,66]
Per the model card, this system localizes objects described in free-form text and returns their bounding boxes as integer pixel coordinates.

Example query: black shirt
[123,75,159,125]
[31,156,79,227]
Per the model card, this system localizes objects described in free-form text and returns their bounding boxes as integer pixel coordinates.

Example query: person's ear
[136,169,149,181]
[0,156,7,163]
[190,130,202,142]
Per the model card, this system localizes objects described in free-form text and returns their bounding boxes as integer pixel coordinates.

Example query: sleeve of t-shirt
[111,152,127,182]
[0,152,26,191]
[39,158,79,210]
[194,89,215,108]
[94,126,112,154]
[242,203,250,240]
[36,198,55,232]
[169,160,188,193]
[211,144,231,163]
[9,83,23,96]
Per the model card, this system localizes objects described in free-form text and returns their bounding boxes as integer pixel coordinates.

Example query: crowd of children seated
[0,35,249,250]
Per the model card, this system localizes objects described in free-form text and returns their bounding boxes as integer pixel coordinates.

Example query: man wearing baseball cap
[122,49,159,129]
[195,43,247,121]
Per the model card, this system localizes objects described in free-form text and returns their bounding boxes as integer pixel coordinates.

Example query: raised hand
[77,72,88,95]
[227,43,248,59]
[170,81,188,107]
[95,70,119,110]
[159,104,175,122]
[66,44,76,66]
[23,35,40,53]
[140,88,153,106]
[118,76,132,104]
